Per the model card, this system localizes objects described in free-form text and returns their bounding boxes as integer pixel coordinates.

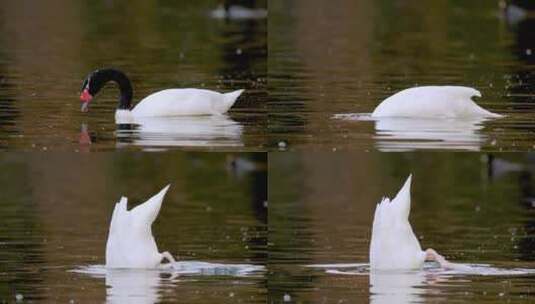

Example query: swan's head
[80,68,133,112]
[80,79,92,112]
[80,70,103,112]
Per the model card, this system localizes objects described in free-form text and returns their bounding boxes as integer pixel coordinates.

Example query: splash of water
[72,261,265,278]
[307,262,535,277]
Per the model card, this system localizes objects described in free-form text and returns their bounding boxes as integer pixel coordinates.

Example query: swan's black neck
[86,68,133,110]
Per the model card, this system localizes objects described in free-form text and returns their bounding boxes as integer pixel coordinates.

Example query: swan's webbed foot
[161,251,178,270]
[425,248,451,269]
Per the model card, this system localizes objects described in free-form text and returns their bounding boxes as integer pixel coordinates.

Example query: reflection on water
[73,262,265,304]
[0,153,267,303]
[112,115,244,149]
[0,0,266,151]
[106,269,163,304]
[269,0,535,151]
[76,261,265,277]
[370,270,427,304]
[270,152,535,303]
[312,262,535,304]
[334,113,493,151]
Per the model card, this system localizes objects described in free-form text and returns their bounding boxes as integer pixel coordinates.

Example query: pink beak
[80,89,93,112]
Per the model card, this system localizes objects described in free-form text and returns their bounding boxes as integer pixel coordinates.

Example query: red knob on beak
[80,89,93,112]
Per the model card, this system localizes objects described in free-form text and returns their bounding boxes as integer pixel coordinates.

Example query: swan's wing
[109,196,128,235]
[130,185,171,227]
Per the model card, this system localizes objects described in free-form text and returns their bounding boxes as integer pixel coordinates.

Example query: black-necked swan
[370,175,451,270]
[106,185,177,269]
[371,86,502,118]
[80,68,244,122]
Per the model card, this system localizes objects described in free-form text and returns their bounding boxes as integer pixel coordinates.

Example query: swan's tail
[391,174,412,220]
[130,184,171,226]
[372,174,413,227]
[221,89,244,113]
[464,88,504,118]
[477,107,504,119]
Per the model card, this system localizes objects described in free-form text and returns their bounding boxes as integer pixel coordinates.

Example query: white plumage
[370,175,426,270]
[371,86,502,118]
[115,89,244,122]
[106,185,176,269]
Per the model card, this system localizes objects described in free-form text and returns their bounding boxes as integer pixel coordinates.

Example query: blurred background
[269,152,535,303]
[0,0,267,151]
[0,152,267,303]
[269,0,535,151]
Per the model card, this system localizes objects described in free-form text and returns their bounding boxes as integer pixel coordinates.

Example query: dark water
[0,153,267,303]
[0,0,266,151]
[269,153,535,303]
[269,1,535,151]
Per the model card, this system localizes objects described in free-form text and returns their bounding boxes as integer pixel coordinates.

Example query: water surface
[0,152,267,303]
[269,1,535,151]
[269,153,535,303]
[0,0,266,151]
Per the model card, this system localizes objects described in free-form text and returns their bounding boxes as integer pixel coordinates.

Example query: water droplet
[283,294,291,302]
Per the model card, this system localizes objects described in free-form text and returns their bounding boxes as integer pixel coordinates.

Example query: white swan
[371,86,502,118]
[106,185,177,269]
[370,175,450,270]
[80,68,244,120]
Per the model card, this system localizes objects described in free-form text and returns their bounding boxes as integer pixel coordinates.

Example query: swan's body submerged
[106,185,176,269]
[371,86,502,119]
[370,175,449,270]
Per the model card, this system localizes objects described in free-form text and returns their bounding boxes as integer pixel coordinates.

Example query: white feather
[371,86,502,118]
[370,175,427,270]
[115,89,244,121]
[105,185,171,269]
